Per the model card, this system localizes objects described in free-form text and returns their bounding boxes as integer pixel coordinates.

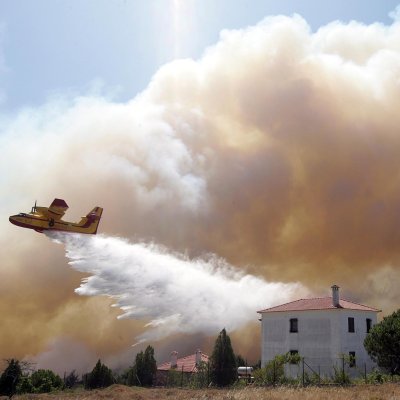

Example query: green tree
[64,370,79,389]
[235,355,246,367]
[16,375,34,394]
[142,345,157,386]
[364,309,400,375]
[30,369,64,393]
[210,328,237,386]
[84,359,114,389]
[126,345,157,387]
[0,359,22,398]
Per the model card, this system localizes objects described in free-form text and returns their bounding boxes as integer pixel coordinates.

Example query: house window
[349,351,356,368]
[290,318,298,333]
[366,318,372,333]
[348,317,355,333]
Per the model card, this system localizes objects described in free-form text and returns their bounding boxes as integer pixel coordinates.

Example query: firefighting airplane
[9,198,103,234]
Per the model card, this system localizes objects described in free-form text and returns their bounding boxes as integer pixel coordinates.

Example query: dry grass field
[10,383,400,400]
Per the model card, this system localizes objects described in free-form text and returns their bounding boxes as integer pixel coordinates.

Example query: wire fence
[254,355,400,386]
[285,356,377,385]
[155,356,400,387]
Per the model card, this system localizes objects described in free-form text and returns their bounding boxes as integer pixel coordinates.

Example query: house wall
[260,309,377,377]
[337,310,378,372]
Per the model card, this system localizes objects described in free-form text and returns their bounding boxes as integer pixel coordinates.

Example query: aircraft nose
[9,215,19,226]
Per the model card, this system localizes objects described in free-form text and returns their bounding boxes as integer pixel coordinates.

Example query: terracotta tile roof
[157,352,209,373]
[257,297,381,313]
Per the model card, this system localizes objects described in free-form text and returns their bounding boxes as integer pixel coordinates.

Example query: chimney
[171,351,178,368]
[195,349,202,366]
[331,285,340,307]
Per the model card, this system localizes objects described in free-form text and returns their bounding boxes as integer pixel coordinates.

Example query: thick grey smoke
[48,232,307,343]
[1,11,400,367]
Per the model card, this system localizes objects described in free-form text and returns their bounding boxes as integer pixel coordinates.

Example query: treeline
[0,346,158,397]
[1,310,399,397]
[0,328,246,397]
[0,360,65,397]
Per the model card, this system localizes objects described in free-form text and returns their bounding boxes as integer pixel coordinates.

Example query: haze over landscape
[1,0,400,374]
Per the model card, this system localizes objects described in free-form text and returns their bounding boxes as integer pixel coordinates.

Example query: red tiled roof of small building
[257,297,381,313]
[157,352,209,373]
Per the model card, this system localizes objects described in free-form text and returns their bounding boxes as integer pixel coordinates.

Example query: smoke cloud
[1,12,400,368]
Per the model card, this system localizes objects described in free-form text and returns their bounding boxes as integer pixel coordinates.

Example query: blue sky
[0,0,399,111]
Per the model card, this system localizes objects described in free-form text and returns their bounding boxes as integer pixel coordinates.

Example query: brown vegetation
[11,383,400,400]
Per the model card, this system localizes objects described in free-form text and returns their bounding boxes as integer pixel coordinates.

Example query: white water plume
[48,232,308,343]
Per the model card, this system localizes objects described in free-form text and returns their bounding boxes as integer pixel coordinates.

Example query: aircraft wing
[43,198,69,220]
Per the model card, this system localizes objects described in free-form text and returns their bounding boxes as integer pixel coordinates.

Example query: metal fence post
[302,357,305,386]
[364,363,367,383]
[342,355,345,385]
[318,365,321,385]
[181,365,183,388]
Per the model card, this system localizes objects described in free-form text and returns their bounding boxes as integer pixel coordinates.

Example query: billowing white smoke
[3,11,400,362]
[48,232,308,343]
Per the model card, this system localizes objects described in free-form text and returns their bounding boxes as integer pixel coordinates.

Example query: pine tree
[127,345,157,387]
[84,359,114,389]
[141,346,157,386]
[0,359,22,397]
[210,328,237,386]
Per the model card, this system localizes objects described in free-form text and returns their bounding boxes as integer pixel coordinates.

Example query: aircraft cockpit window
[19,213,27,216]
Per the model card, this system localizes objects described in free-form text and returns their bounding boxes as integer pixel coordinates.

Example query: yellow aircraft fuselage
[9,199,103,234]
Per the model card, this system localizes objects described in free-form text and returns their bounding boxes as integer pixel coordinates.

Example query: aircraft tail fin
[77,206,103,234]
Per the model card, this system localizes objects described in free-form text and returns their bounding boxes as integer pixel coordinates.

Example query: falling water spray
[48,232,308,343]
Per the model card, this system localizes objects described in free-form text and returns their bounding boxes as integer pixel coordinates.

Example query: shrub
[253,353,300,385]
[30,369,64,393]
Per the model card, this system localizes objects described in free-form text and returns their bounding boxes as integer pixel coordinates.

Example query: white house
[257,285,380,377]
